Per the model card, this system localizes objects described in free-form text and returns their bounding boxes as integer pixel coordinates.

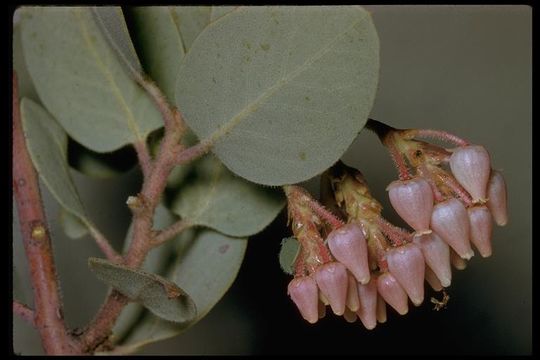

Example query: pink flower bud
[356,279,378,330]
[431,198,474,260]
[450,248,467,270]
[327,223,370,284]
[468,205,493,258]
[386,243,425,306]
[376,294,387,324]
[343,308,358,323]
[487,170,508,226]
[314,262,348,316]
[287,276,319,324]
[387,177,434,233]
[376,272,409,315]
[449,145,491,203]
[413,232,452,287]
[425,265,443,291]
[346,273,360,312]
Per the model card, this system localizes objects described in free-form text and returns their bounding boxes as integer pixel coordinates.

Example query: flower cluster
[283,123,507,330]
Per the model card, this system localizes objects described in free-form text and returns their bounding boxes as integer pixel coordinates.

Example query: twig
[13,301,35,327]
[133,141,153,179]
[12,72,80,355]
[152,219,194,247]
[87,226,122,263]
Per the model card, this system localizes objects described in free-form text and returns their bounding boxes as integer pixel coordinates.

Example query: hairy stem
[13,301,35,327]
[87,226,122,263]
[133,141,153,179]
[12,72,80,355]
[152,219,194,247]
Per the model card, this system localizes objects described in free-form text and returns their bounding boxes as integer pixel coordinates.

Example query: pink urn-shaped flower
[387,177,434,233]
[376,271,409,315]
[314,262,348,316]
[356,278,378,330]
[431,198,474,260]
[413,232,452,287]
[449,145,491,203]
[486,170,508,226]
[386,243,425,306]
[288,276,319,324]
[327,223,370,284]
[468,205,493,258]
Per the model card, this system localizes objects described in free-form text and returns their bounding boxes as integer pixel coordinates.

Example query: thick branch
[12,72,80,355]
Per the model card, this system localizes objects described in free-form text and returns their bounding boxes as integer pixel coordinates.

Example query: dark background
[13,5,532,355]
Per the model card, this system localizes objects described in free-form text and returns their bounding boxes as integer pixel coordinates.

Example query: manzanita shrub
[12,5,508,355]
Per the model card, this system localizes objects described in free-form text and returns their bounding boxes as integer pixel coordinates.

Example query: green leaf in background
[13,17,39,102]
[89,257,197,323]
[279,237,301,275]
[75,151,126,179]
[171,156,285,237]
[210,6,237,22]
[59,208,89,239]
[91,6,143,79]
[129,7,186,103]
[20,7,163,152]
[20,98,98,237]
[109,229,247,354]
[175,6,380,186]
[169,6,212,52]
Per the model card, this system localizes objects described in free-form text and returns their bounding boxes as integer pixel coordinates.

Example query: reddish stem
[87,226,122,263]
[133,141,153,179]
[304,196,344,230]
[409,129,469,147]
[376,216,412,247]
[152,219,193,247]
[12,72,80,355]
[383,135,412,181]
[13,301,35,327]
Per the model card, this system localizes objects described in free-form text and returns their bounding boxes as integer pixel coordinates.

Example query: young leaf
[20,7,163,152]
[112,229,247,353]
[20,98,95,236]
[171,156,285,237]
[129,7,185,103]
[279,237,301,275]
[175,6,380,186]
[91,6,143,79]
[88,257,197,323]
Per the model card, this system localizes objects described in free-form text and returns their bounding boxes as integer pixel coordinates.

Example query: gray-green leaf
[170,6,212,52]
[91,6,143,78]
[112,229,247,353]
[279,237,301,275]
[59,208,89,239]
[13,17,39,102]
[20,98,95,237]
[175,6,380,185]
[21,7,163,152]
[129,7,186,103]
[89,257,197,323]
[171,156,285,237]
[210,6,237,22]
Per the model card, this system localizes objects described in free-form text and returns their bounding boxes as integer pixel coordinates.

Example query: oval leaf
[112,229,247,353]
[169,6,212,51]
[21,7,163,152]
[91,6,143,78]
[279,237,300,275]
[171,156,285,237]
[20,98,96,234]
[175,6,380,185]
[89,257,197,323]
[13,19,39,102]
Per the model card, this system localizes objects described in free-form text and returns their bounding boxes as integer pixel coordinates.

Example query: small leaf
[175,6,380,185]
[20,98,96,236]
[59,208,88,239]
[279,237,301,275]
[171,156,285,237]
[210,6,237,22]
[76,151,125,179]
[89,257,197,323]
[114,229,247,353]
[129,7,185,103]
[91,6,143,78]
[21,7,163,152]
